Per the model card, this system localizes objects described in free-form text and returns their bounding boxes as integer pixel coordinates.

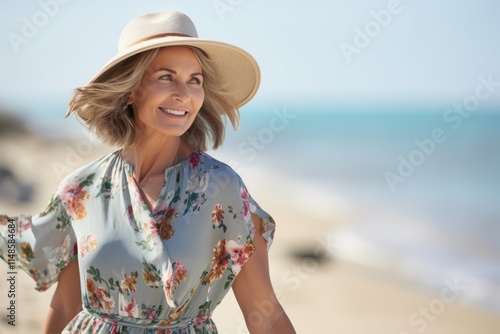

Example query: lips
[159,107,188,116]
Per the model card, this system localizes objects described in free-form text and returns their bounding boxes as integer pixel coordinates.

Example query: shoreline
[217,150,500,314]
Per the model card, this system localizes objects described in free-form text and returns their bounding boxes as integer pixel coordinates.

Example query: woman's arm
[232,214,296,334]
[43,259,82,334]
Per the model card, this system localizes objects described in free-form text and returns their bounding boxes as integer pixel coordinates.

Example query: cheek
[130,87,147,105]
[131,79,161,104]
[194,90,205,110]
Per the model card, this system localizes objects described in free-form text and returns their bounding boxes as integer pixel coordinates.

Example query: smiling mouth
[159,107,188,116]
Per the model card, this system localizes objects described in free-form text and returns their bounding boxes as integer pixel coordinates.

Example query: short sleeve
[0,185,78,291]
[211,171,276,277]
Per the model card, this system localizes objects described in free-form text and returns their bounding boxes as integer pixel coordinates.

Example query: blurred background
[0,1,499,333]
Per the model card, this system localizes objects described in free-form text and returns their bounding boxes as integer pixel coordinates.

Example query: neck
[120,132,191,183]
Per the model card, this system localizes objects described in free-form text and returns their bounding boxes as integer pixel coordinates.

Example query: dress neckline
[116,149,201,213]
[117,149,200,177]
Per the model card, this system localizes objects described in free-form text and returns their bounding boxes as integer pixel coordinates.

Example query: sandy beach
[1,132,499,333]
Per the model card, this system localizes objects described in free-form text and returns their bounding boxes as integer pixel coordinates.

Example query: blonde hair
[67,47,239,151]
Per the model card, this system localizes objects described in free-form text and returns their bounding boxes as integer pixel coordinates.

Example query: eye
[189,77,202,85]
[159,74,172,81]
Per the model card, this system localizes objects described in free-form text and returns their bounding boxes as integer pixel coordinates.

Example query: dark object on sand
[0,166,34,203]
[291,246,331,264]
[0,112,30,137]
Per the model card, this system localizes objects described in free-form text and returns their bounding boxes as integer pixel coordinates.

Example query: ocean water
[10,101,500,311]
[221,104,500,312]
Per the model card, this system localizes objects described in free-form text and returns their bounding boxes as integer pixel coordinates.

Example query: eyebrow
[156,67,203,77]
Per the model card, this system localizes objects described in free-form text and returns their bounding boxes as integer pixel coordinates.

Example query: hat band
[126,33,192,48]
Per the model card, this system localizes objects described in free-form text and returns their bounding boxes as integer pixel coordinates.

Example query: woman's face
[130,46,205,140]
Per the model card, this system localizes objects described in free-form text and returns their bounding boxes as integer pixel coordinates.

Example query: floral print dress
[0,150,275,333]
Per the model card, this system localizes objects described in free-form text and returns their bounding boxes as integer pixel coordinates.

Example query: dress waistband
[81,307,212,330]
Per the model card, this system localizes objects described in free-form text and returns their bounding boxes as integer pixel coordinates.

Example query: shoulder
[38,150,120,219]
[56,150,120,191]
[191,150,247,196]
[195,151,243,184]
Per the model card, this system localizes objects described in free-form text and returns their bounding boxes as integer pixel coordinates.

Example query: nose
[171,81,189,103]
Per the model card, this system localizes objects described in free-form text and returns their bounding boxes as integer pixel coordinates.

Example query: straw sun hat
[89,10,261,108]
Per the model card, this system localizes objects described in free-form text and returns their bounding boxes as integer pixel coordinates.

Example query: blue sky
[1,0,499,116]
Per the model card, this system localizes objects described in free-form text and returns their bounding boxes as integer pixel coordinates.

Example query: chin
[157,127,191,138]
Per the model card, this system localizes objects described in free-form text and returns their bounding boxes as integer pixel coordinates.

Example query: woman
[0,11,295,334]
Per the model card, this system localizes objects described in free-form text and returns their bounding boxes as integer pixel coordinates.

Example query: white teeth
[160,108,186,116]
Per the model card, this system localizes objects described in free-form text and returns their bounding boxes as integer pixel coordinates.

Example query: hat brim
[89,36,261,108]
